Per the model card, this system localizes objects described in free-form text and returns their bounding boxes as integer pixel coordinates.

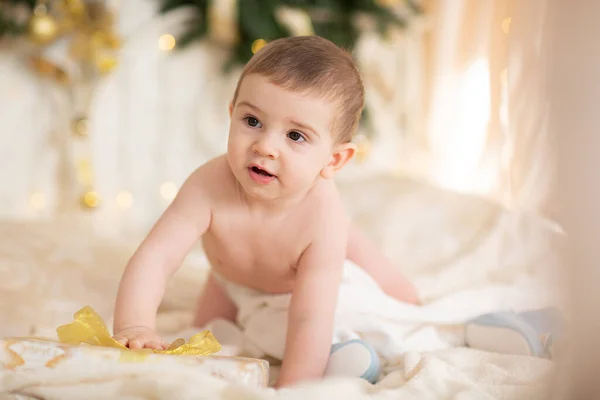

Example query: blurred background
[2,0,580,387]
[0,0,576,397]
[0,0,552,237]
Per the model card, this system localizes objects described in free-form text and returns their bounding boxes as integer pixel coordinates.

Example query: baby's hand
[113,326,167,350]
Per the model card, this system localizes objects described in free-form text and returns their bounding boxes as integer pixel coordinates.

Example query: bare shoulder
[303,179,350,238]
[180,155,233,199]
[166,155,232,230]
[294,180,348,277]
[185,154,228,186]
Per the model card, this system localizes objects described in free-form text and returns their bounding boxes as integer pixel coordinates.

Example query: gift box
[0,338,269,388]
[0,306,269,388]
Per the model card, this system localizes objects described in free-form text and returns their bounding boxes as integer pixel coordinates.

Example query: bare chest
[201,208,308,292]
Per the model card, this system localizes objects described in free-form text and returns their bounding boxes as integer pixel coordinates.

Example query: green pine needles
[159,0,422,68]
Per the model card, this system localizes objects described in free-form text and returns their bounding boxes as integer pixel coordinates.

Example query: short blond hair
[231,36,365,143]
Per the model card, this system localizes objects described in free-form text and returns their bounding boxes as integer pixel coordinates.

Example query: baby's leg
[192,272,238,327]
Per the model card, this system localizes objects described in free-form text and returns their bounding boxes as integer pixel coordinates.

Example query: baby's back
[200,155,343,294]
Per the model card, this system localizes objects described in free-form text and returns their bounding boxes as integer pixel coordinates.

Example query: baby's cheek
[301,164,322,184]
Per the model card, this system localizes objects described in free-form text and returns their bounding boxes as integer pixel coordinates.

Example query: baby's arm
[347,225,420,304]
[113,167,211,349]
[275,214,346,388]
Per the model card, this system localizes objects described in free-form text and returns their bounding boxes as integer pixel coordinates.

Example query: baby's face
[227,74,338,202]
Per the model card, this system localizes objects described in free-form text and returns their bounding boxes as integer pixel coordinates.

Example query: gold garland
[26,0,120,211]
[28,0,120,75]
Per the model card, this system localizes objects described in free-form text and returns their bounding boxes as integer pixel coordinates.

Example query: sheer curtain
[419,0,552,217]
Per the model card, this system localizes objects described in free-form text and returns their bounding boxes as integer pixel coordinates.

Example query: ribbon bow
[56,306,221,360]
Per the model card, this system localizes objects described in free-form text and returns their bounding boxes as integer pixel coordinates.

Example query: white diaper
[212,260,404,361]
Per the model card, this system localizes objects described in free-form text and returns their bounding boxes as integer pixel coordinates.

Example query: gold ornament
[28,12,60,45]
[72,116,88,137]
[64,0,86,18]
[251,39,267,54]
[80,190,100,209]
[28,0,121,78]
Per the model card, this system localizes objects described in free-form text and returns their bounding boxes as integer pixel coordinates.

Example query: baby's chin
[236,176,281,198]
[240,179,321,204]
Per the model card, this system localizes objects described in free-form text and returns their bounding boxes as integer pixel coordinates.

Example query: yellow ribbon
[56,306,221,361]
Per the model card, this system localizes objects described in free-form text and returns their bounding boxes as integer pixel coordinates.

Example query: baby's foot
[465,307,563,358]
[324,339,381,384]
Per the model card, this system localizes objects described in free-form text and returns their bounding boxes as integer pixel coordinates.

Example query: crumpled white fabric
[194,260,555,367]
[0,171,563,398]
[213,260,423,362]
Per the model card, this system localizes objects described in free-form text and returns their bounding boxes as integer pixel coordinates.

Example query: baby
[112,35,419,388]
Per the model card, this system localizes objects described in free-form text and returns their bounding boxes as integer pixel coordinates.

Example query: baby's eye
[287,131,305,142]
[245,116,262,128]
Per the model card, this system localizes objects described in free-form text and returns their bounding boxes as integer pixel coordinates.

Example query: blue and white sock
[465,307,563,358]
[324,339,381,384]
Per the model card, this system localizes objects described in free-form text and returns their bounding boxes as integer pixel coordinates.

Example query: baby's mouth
[250,166,275,177]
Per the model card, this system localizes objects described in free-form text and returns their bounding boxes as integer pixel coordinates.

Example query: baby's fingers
[114,336,129,347]
[144,341,163,350]
[112,333,163,350]
[128,338,144,350]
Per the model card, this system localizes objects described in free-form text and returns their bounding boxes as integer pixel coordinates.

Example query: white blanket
[0,251,560,399]
[0,345,557,400]
[183,260,556,370]
[209,260,434,363]
[0,176,563,399]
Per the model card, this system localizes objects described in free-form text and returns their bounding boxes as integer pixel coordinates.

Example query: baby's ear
[228,102,234,117]
[320,141,357,179]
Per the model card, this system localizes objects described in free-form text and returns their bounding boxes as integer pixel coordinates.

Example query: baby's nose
[252,134,279,159]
